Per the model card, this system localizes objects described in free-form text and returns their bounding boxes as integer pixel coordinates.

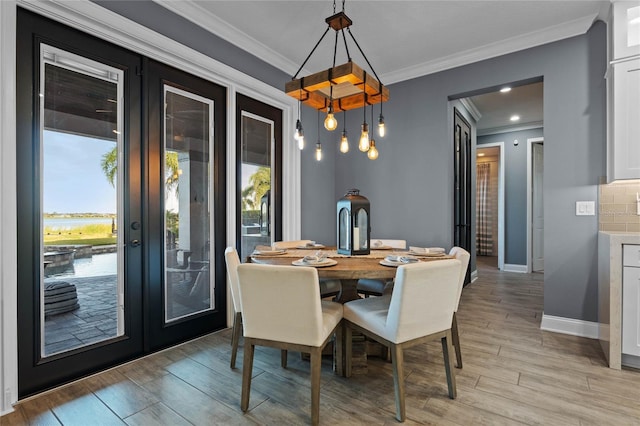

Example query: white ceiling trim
[478,121,544,137]
[155,1,601,85]
[382,13,599,84]
[152,0,302,77]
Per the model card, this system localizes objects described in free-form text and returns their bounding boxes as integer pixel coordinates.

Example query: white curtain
[476,162,493,256]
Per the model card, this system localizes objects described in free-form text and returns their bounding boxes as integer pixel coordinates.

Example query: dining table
[247,246,453,376]
[247,247,453,303]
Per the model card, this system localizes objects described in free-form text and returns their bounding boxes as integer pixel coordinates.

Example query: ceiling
[154,0,609,133]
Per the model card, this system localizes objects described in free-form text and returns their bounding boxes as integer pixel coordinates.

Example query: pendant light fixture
[315,110,323,161]
[285,0,388,158]
[294,95,305,150]
[378,101,386,138]
[367,104,379,160]
[339,111,349,153]
[358,95,370,152]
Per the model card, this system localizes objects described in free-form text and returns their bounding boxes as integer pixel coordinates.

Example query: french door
[17,9,226,397]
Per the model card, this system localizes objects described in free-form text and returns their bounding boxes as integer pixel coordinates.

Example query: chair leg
[334,324,344,376]
[241,339,255,412]
[230,312,242,369]
[281,350,288,368]
[441,330,457,399]
[390,343,406,422]
[451,312,462,368]
[310,347,322,426]
[344,322,353,377]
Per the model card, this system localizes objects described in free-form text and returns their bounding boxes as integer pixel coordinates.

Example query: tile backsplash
[599,179,640,233]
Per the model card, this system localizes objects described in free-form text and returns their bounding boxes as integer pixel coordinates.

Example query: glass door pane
[40,45,124,356]
[164,86,215,322]
[240,112,274,260]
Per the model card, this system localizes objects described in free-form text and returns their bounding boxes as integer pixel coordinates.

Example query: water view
[44,217,114,230]
[45,252,117,278]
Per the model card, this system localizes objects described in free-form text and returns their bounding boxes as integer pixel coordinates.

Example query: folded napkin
[386,255,418,263]
[303,251,327,264]
[409,246,445,254]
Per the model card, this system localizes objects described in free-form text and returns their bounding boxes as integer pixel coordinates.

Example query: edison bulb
[324,113,338,131]
[339,131,349,153]
[378,114,386,137]
[297,135,305,150]
[315,142,322,161]
[358,123,370,152]
[367,140,379,160]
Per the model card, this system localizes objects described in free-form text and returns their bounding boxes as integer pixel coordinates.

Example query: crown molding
[382,13,600,84]
[152,0,302,77]
[478,122,544,137]
[460,98,482,122]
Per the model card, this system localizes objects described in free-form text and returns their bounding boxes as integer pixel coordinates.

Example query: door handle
[129,239,141,247]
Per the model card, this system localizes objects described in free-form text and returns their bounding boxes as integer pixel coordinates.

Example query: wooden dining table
[248,248,452,303]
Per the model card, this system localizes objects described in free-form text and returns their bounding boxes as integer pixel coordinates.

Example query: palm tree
[242,167,271,211]
[101,147,179,190]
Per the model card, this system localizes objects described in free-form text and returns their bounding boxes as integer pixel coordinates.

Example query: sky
[43,130,117,214]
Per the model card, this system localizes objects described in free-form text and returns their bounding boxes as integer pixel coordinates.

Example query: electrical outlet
[576,201,595,216]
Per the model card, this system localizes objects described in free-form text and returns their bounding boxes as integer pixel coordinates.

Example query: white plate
[292,258,337,267]
[296,243,325,249]
[252,249,287,256]
[371,245,393,250]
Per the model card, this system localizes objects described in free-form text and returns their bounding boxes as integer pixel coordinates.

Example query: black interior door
[16,9,228,397]
[17,9,143,397]
[145,59,227,351]
[453,108,472,286]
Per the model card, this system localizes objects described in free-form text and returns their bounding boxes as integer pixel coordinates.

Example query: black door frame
[453,108,472,286]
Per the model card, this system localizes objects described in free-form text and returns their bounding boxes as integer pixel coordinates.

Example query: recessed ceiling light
[510,115,520,121]
[477,152,486,157]
[500,87,511,93]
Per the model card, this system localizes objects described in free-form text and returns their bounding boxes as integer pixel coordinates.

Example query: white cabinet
[612,1,640,61]
[610,58,640,181]
[608,1,640,182]
[622,245,640,365]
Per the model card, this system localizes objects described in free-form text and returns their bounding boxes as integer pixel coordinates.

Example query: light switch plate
[576,201,595,216]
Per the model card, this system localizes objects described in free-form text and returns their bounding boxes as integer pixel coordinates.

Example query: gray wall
[478,128,544,266]
[302,22,606,322]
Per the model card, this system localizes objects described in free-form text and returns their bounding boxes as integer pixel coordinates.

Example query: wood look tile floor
[4,256,640,425]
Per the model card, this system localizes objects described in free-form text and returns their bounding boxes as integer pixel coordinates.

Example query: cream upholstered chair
[272,240,341,299]
[344,259,462,422]
[237,263,343,426]
[224,247,242,369]
[448,246,470,368]
[357,239,407,297]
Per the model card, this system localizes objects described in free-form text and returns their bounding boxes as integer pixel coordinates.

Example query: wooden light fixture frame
[284,10,389,113]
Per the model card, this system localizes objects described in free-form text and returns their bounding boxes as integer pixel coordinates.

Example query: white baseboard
[540,314,599,339]
[622,354,640,369]
[470,269,478,283]
[503,264,528,273]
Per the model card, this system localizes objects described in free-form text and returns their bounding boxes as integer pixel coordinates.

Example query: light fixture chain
[341,28,352,62]
[346,27,384,85]
[292,26,331,80]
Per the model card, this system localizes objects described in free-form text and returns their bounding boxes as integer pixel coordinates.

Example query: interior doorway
[475,143,505,270]
[528,138,544,272]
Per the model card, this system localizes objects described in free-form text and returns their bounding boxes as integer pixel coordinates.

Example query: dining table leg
[335,278,360,303]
